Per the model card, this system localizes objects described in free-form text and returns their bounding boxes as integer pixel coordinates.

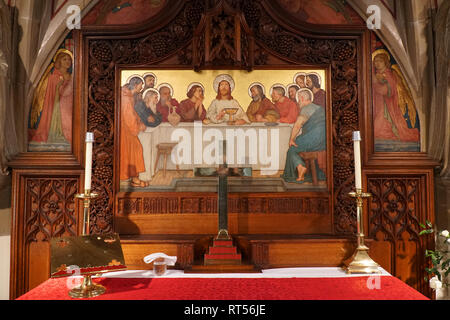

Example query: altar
[16,267,428,300]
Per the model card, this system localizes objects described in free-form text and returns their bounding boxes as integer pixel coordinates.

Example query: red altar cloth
[17,276,428,300]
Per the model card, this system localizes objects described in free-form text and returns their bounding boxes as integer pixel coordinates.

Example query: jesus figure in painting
[204,74,250,125]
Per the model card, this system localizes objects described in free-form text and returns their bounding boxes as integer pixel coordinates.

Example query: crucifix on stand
[204,140,242,265]
[216,140,230,240]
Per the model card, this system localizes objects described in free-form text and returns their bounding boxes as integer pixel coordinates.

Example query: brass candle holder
[75,190,99,236]
[69,189,105,298]
[344,188,381,274]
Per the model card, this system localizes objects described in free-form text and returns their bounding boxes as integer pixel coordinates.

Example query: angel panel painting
[28,49,73,151]
[372,49,420,151]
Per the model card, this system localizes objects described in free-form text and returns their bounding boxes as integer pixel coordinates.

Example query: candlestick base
[344,189,381,274]
[68,274,106,298]
[345,245,381,274]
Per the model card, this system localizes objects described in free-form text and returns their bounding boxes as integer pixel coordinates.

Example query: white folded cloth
[143,253,177,266]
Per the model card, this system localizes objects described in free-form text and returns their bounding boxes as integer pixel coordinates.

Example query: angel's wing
[391,64,418,128]
[29,64,53,128]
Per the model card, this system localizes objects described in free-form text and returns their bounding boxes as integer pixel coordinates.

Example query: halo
[213,74,235,93]
[142,88,160,102]
[157,83,174,96]
[142,72,157,86]
[126,74,145,86]
[53,49,74,63]
[269,83,287,97]
[248,82,266,98]
[187,82,205,94]
[372,49,390,61]
[293,72,306,84]
[306,72,322,87]
[296,88,314,103]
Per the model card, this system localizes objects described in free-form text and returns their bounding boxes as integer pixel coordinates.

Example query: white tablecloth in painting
[138,122,293,181]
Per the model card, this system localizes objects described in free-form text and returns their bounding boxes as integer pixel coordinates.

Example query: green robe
[282,103,326,183]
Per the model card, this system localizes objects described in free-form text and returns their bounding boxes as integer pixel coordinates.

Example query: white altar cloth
[100,267,390,279]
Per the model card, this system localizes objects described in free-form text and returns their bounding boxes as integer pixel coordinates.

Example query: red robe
[313,89,326,108]
[120,87,146,180]
[275,98,299,123]
[156,98,181,122]
[30,69,72,142]
[372,69,419,142]
[60,76,73,142]
[178,99,206,121]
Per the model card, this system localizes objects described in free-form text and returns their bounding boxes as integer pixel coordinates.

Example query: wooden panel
[367,230,393,274]
[9,171,82,299]
[116,193,330,215]
[121,243,179,269]
[120,235,196,269]
[267,240,355,267]
[366,171,435,296]
[116,213,331,235]
[27,241,50,292]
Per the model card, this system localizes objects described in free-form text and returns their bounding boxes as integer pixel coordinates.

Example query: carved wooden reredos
[81,0,364,235]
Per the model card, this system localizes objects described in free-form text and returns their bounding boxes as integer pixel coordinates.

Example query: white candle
[353,131,362,190]
[84,132,94,191]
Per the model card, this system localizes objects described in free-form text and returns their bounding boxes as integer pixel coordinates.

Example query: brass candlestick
[70,189,105,298]
[75,190,99,236]
[345,189,381,274]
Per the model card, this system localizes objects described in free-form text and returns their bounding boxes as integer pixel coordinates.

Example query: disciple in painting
[282,88,326,183]
[156,83,181,125]
[294,72,307,88]
[306,72,326,108]
[204,74,250,125]
[271,84,298,124]
[287,84,300,102]
[28,49,73,149]
[372,50,419,144]
[120,76,148,188]
[134,88,163,127]
[136,72,157,101]
[143,72,156,90]
[178,83,207,122]
[246,83,280,123]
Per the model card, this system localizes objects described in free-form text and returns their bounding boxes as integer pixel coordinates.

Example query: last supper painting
[118,69,329,192]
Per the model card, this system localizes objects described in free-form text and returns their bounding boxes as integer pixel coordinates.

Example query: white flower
[441,230,449,238]
[430,276,443,289]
